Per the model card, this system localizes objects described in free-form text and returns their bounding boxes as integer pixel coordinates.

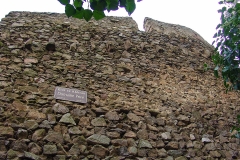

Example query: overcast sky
[0,0,221,44]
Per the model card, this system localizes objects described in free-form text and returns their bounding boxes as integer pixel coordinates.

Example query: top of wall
[144,17,213,50]
[1,11,139,31]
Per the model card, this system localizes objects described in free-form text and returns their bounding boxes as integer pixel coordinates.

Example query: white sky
[0,0,221,44]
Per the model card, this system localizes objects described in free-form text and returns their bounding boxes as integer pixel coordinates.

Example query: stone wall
[0,11,239,159]
[144,17,213,52]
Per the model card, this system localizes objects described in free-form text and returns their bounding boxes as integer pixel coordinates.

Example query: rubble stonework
[143,17,213,51]
[0,11,239,159]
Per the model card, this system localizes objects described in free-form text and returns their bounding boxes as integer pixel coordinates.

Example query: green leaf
[106,0,118,11]
[232,126,237,132]
[83,9,93,22]
[218,1,223,4]
[90,0,107,11]
[227,8,233,13]
[216,42,221,48]
[120,0,127,7]
[74,0,83,8]
[65,4,76,18]
[222,7,227,12]
[237,115,240,123]
[216,24,221,29]
[236,3,240,9]
[233,83,239,90]
[73,9,84,19]
[222,66,229,73]
[58,0,70,5]
[217,30,222,36]
[93,10,105,20]
[125,0,136,15]
[203,63,208,71]
[212,40,215,45]
[224,80,229,88]
[214,70,219,78]
[214,65,219,78]
[213,33,217,38]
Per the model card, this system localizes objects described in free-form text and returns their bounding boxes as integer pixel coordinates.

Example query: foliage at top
[212,0,240,91]
[58,0,139,21]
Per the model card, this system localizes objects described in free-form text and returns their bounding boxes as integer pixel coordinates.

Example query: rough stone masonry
[0,11,239,159]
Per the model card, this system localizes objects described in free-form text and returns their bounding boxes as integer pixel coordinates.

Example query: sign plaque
[54,87,87,103]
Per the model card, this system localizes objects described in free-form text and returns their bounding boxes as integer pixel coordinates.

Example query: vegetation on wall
[212,0,240,91]
[212,0,240,137]
[58,0,140,21]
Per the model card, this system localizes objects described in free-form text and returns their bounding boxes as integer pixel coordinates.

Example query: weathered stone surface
[11,140,28,152]
[175,156,187,160]
[124,131,137,138]
[23,68,37,77]
[203,143,216,151]
[209,150,221,158]
[105,111,120,121]
[46,38,56,51]
[68,126,81,134]
[186,140,194,148]
[127,113,141,122]
[90,145,108,158]
[24,58,38,64]
[52,103,69,114]
[11,22,24,27]
[79,116,90,127]
[91,117,107,127]
[106,131,121,138]
[137,129,148,139]
[27,110,46,119]
[68,144,80,155]
[43,131,64,144]
[111,139,128,146]
[138,139,152,148]
[202,134,213,143]
[177,115,189,122]
[7,149,20,159]
[17,128,28,139]
[24,151,40,160]
[0,11,239,159]
[39,120,51,129]
[12,100,28,111]
[72,135,87,145]
[28,143,42,155]
[193,141,203,149]
[168,150,184,157]
[24,120,39,130]
[32,129,46,141]
[87,134,110,146]
[166,142,179,150]
[128,146,138,155]
[59,113,76,125]
[143,17,213,54]
[158,148,168,158]
[54,155,66,160]
[43,145,57,155]
[161,132,172,140]
[0,126,14,137]
[0,152,6,160]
